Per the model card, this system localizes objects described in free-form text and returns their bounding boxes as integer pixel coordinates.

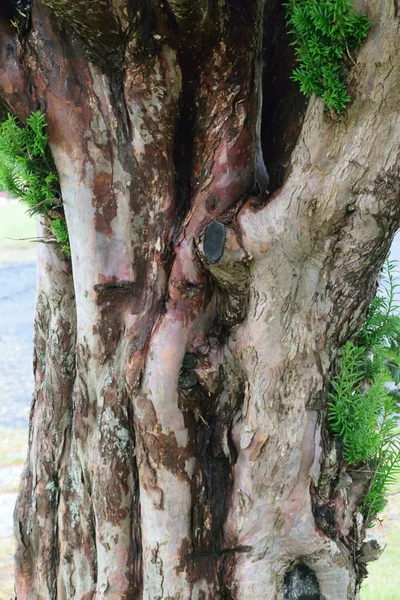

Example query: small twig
[385,489,400,496]
[26,197,61,216]
[346,43,358,68]
[5,236,57,244]
[197,412,208,427]
[9,19,20,36]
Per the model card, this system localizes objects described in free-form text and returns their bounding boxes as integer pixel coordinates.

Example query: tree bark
[0,0,399,598]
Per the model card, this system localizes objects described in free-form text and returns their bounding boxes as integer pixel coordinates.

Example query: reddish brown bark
[1,0,399,598]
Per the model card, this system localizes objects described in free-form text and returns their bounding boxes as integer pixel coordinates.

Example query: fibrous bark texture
[0,0,399,598]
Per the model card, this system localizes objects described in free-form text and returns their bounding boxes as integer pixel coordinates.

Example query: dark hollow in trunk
[284,565,320,600]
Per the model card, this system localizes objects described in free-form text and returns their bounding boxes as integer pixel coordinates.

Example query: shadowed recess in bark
[284,565,320,600]
[261,0,308,191]
[0,0,30,21]
[40,0,125,68]
[172,39,201,236]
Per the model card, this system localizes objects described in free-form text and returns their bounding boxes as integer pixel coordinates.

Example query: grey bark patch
[203,221,226,264]
[284,565,320,600]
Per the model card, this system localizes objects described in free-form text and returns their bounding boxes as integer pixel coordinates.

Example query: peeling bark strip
[0,0,399,598]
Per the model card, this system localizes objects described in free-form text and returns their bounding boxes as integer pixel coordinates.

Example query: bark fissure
[261,0,308,192]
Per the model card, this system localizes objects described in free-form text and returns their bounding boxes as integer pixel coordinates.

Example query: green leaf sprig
[329,259,400,526]
[285,0,370,113]
[0,111,70,255]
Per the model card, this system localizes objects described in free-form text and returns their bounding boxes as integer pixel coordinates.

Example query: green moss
[285,0,370,113]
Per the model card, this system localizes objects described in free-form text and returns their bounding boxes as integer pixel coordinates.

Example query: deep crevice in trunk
[261,0,308,192]
[172,45,199,238]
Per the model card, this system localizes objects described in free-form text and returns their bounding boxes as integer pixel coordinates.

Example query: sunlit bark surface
[0,0,399,598]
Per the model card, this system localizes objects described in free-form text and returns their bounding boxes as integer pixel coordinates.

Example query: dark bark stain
[93,281,142,359]
[0,21,31,120]
[175,536,192,576]
[313,502,337,540]
[192,418,234,554]
[92,171,116,236]
[94,280,140,300]
[136,395,160,432]
[143,430,193,482]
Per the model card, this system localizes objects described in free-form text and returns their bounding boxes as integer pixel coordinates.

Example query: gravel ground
[0,260,36,429]
[0,258,35,598]
[0,493,18,538]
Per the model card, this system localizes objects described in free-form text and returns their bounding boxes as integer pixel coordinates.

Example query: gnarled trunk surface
[0,0,399,598]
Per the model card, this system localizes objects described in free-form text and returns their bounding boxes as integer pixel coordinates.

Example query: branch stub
[203,221,226,264]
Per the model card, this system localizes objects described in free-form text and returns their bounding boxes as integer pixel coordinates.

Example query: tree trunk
[1,0,399,598]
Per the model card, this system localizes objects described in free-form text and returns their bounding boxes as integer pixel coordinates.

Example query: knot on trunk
[198,220,251,325]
